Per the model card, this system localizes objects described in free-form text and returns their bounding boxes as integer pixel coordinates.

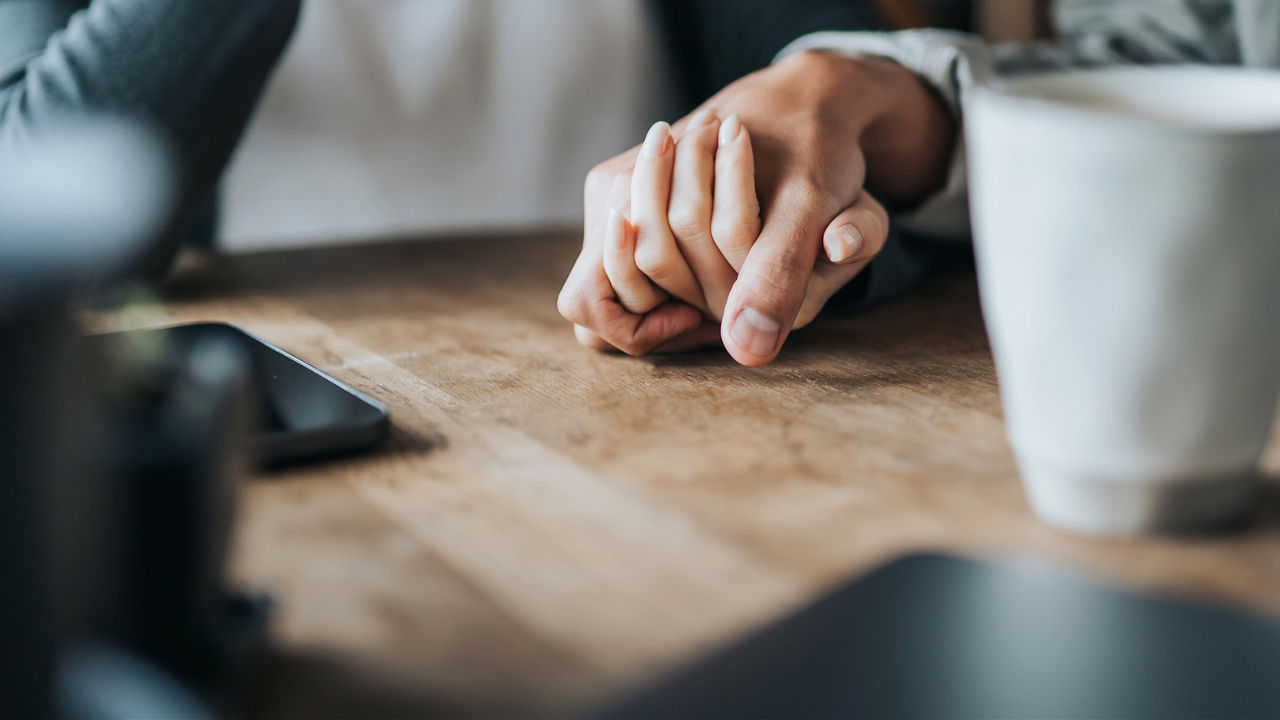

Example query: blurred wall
[220,0,675,250]
[219,0,1043,251]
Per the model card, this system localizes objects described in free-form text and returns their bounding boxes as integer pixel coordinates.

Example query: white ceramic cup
[966,67,1280,535]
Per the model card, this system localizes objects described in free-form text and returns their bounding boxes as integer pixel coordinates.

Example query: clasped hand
[558,52,912,366]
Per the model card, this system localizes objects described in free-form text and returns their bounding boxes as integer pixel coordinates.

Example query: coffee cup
[966,67,1280,535]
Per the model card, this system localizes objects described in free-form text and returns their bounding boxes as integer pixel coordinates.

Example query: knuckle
[779,176,831,212]
[617,341,648,357]
[711,215,760,250]
[575,328,613,351]
[778,49,839,76]
[742,250,813,302]
[737,267,798,311]
[557,285,589,325]
[633,242,679,281]
[608,331,649,357]
[583,165,616,198]
[667,203,710,241]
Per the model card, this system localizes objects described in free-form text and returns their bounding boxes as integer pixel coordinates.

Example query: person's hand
[602,110,756,322]
[557,155,720,357]
[609,111,889,326]
[560,51,954,364]
[562,107,891,358]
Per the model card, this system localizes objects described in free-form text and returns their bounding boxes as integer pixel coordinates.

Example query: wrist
[778,51,956,206]
[855,56,957,205]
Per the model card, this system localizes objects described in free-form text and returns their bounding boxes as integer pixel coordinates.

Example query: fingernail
[605,207,628,249]
[718,114,742,147]
[688,108,716,128]
[641,121,671,158]
[730,307,781,357]
[826,224,863,263]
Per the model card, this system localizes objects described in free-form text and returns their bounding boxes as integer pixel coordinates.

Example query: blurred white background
[220,0,677,251]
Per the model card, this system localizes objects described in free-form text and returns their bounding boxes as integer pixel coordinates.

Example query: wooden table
[103,231,1280,717]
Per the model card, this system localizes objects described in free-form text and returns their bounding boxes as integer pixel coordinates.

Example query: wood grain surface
[99,231,1280,717]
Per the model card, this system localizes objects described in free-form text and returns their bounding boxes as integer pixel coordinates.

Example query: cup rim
[969,66,1280,138]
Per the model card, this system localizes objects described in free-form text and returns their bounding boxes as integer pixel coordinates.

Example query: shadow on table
[255,421,442,481]
[250,648,470,720]
[645,272,989,371]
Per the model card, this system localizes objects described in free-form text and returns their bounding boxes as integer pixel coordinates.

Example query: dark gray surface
[598,553,1280,719]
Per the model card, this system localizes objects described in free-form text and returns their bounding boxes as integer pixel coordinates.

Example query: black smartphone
[92,322,389,466]
[596,553,1280,719]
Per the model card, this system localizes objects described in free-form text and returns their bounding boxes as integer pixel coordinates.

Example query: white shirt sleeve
[772,1,1253,241]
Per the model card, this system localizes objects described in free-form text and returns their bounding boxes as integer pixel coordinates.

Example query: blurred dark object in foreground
[597,553,1280,719]
[0,119,267,719]
[90,323,390,468]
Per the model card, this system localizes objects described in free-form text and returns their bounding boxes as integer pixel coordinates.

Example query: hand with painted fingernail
[622,110,756,322]
[557,121,718,357]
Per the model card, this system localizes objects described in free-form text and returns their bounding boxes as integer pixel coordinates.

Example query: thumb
[720,197,828,366]
[821,191,888,265]
[794,191,892,327]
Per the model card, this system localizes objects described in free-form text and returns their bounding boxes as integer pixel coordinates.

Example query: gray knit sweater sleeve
[0,0,300,267]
